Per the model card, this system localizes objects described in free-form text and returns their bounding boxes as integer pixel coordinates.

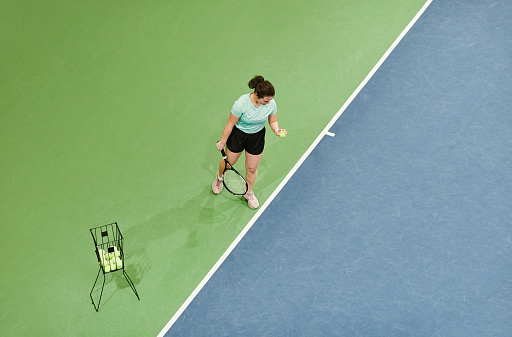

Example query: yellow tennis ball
[279,130,286,138]
[116,258,123,269]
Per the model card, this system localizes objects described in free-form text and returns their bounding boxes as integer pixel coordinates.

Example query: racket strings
[223,170,247,194]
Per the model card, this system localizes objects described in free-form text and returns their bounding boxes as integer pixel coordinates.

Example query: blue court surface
[163,0,512,335]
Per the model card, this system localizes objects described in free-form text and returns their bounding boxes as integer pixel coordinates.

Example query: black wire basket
[89,222,140,311]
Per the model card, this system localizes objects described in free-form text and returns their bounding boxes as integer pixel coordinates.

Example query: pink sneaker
[244,191,259,209]
[212,175,223,194]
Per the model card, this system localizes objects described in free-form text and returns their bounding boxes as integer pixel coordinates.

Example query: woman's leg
[213,148,243,195]
[244,151,263,192]
[217,148,243,178]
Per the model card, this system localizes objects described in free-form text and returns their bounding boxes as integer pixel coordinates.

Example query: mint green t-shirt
[231,93,277,134]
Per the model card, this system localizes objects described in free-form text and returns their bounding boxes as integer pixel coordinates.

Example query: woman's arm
[268,113,286,136]
[216,113,240,150]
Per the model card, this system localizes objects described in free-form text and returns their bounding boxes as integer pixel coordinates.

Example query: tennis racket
[220,149,248,196]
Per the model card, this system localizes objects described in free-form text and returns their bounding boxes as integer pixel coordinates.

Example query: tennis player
[213,75,286,209]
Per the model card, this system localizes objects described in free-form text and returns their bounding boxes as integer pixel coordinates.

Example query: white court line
[157,1,433,335]
[325,131,336,137]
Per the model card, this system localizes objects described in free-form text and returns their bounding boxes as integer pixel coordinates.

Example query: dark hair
[248,75,275,98]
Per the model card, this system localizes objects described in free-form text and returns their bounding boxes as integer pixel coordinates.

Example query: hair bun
[248,75,265,89]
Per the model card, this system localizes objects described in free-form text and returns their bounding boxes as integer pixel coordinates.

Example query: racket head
[223,168,248,196]
[219,148,248,195]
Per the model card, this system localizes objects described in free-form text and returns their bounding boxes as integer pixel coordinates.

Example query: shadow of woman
[121,185,251,287]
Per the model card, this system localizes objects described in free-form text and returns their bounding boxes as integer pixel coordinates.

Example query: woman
[212,75,286,209]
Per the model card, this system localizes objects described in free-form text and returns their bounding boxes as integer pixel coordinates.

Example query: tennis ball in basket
[116,258,123,269]
[104,264,111,273]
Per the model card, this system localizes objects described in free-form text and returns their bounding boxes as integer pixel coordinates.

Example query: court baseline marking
[157,1,433,335]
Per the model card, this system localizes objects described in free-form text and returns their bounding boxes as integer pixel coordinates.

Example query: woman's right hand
[216,141,225,151]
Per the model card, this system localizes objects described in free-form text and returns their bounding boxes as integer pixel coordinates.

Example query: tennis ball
[116,258,123,269]
[104,264,111,273]
[279,130,286,138]
[110,260,117,270]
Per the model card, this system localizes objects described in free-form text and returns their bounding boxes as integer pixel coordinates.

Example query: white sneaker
[244,191,259,209]
[212,175,223,194]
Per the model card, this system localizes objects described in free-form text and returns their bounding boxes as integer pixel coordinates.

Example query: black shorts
[226,126,266,155]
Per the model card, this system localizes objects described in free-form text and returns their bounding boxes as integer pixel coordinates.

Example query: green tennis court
[0,1,426,335]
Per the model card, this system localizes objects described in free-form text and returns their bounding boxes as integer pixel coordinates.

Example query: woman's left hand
[276,129,287,137]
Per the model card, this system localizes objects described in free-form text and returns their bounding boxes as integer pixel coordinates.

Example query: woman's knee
[245,165,258,175]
